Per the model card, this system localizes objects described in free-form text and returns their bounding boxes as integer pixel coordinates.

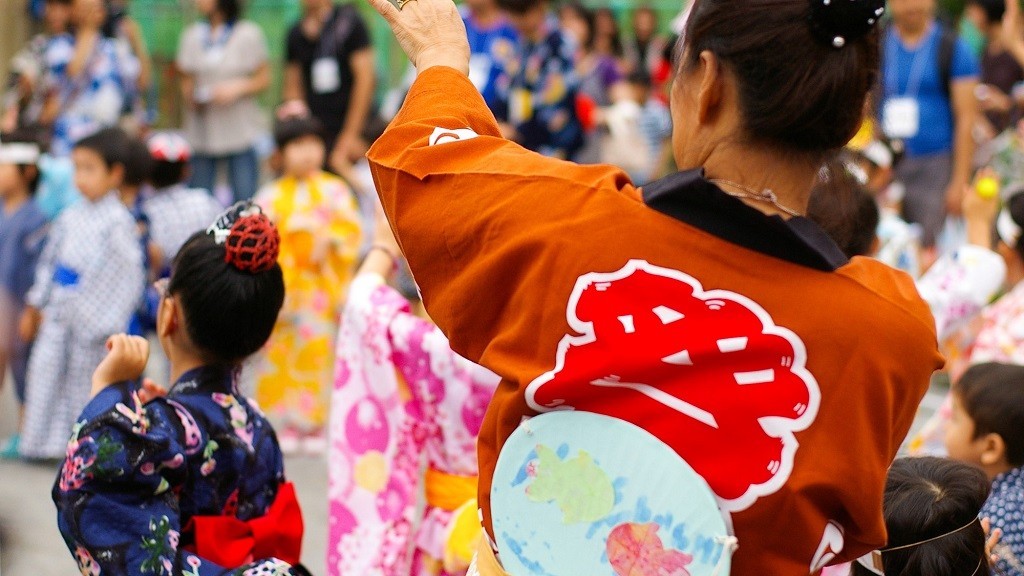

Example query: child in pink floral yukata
[53,202,309,575]
[328,214,500,576]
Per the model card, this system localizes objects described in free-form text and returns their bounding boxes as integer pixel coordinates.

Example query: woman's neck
[699,144,818,218]
[208,11,226,28]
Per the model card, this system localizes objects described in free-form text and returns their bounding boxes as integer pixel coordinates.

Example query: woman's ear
[980,432,1008,468]
[695,50,724,125]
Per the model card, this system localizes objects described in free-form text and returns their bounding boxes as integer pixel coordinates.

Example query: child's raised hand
[138,378,168,403]
[964,168,1001,249]
[982,517,1003,566]
[90,334,150,397]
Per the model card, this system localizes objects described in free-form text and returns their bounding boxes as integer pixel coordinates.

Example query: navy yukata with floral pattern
[492,21,584,160]
[53,366,303,576]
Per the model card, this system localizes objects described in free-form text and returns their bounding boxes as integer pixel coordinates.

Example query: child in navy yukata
[53,202,308,575]
[0,129,48,458]
[18,127,144,459]
[945,363,1024,575]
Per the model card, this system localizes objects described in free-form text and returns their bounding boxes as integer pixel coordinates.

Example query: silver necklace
[709,178,804,218]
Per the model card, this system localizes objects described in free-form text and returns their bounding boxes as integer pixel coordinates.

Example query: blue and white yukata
[19,191,143,459]
[985,466,1024,575]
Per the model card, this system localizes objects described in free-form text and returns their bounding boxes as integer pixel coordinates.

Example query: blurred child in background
[0,129,49,457]
[253,116,362,453]
[18,127,143,459]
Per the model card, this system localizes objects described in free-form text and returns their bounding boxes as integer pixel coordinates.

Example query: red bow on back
[184,482,304,568]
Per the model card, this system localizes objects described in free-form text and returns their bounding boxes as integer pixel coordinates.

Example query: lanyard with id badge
[882,29,932,140]
[311,7,355,95]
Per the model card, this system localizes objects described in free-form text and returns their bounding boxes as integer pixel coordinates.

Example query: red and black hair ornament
[808,0,885,49]
[206,201,280,273]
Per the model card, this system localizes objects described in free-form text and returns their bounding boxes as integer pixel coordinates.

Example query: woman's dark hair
[273,116,325,150]
[149,160,188,189]
[682,0,880,156]
[561,2,595,48]
[593,7,623,57]
[1007,192,1024,260]
[969,0,1006,25]
[168,230,284,364]
[851,457,989,576]
[497,0,542,16]
[807,156,879,258]
[73,127,129,168]
[214,0,241,23]
[122,137,153,188]
[0,127,46,195]
[955,362,1024,467]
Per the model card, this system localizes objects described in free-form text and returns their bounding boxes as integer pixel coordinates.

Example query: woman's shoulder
[836,256,936,336]
[233,20,268,42]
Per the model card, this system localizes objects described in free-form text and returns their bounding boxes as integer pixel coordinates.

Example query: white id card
[468,54,491,91]
[311,57,341,94]
[882,97,920,139]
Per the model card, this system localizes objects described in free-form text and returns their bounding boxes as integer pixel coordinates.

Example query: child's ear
[157,296,178,339]
[980,432,1008,467]
[110,163,126,186]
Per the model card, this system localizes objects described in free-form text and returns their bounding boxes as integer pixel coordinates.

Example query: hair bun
[808,0,886,49]
[224,214,280,273]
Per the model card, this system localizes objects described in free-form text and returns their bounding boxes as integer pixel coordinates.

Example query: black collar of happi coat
[641,169,850,272]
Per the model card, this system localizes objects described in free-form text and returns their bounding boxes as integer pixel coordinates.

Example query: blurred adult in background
[592,7,624,66]
[40,0,140,156]
[102,0,153,129]
[494,0,584,159]
[2,0,72,133]
[880,0,979,248]
[964,0,1024,138]
[560,2,622,163]
[283,0,375,174]
[462,0,519,112]
[624,6,665,76]
[177,0,270,202]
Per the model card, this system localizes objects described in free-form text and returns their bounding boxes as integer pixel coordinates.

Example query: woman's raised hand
[365,0,471,76]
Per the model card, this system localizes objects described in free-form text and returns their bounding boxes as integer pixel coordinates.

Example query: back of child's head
[168,203,284,365]
[122,137,153,189]
[1001,192,1024,262]
[852,456,989,576]
[0,127,47,195]
[273,116,324,151]
[954,362,1024,467]
[807,156,880,258]
[73,127,129,169]
[147,132,192,190]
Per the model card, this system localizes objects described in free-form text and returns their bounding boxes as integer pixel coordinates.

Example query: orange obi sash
[425,467,482,572]
[184,482,304,568]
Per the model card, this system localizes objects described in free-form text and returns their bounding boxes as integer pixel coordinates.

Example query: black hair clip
[808,0,886,49]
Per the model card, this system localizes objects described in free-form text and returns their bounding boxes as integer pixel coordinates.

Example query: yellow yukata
[253,171,362,434]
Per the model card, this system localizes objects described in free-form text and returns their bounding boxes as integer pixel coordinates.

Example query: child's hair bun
[224,213,280,273]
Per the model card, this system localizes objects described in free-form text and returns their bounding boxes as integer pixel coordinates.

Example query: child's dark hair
[274,116,325,150]
[1006,192,1024,261]
[168,218,284,365]
[0,127,46,195]
[123,137,153,188]
[150,161,188,189]
[969,0,1006,25]
[852,457,989,576]
[807,156,879,258]
[73,127,129,168]
[954,362,1024,467]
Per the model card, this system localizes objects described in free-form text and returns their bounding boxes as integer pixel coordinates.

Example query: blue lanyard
[202,22,234,51]
[886,25,934,99]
